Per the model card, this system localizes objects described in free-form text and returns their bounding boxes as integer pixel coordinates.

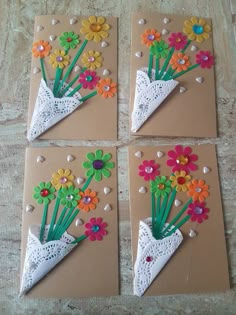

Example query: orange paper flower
[96,78,117,98]
[78,189,98,212]
[187,179,209,202]
[169,53,191,72]
[32,40,51,58]
[141,29,161,47]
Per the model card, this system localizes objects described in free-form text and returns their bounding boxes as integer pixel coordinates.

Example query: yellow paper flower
[51,169,74,190]
[170,170,191,192]
[81,50,103,69]
[80,16,110,42]
[48,49,70,69]
[183,16,211,43]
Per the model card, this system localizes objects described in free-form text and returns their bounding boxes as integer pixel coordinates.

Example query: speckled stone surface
[0,0,236,314]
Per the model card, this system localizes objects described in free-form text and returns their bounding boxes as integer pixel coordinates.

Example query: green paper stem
[82,175,93,192]
[161,198,192,237]
[53,68,63,96]
[39,204,48,243]
[50,206,67,240]
[166,68,176,80]
[155,57,159,80]
[58,67,86,97]
[151,192,155,237]
[155,195,161,238]
[67,84,82,97]
[171,64,199,80]
[162,67,174,81]
[56,208,79,240]
[159,189,176,234]
[159,47,174,79]
[164,215,191,238]
[40,58,47,84]
[148,52,153,79]
[55,39,88,95]
[79,91,97,103]
[47,196,60,242]
[157,194,168,238]
[181,39,191,53]
[71,234,87,244]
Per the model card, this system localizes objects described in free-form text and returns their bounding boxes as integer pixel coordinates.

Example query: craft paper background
[28,15,117,140]
[21,147,118,297]
[128,145,229,295]
[130,12,217,137]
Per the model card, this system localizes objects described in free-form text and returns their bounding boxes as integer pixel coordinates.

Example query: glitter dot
[194,206,203,214]
[66,194,74,200]
[145,166,153,174]
[177,58,186,65]
[83,196,92,204]
[86,75,93,82]
[37,45,44,52]
[147,34,155,41]
[92,225,100,232]
[93,160,104,170]
[60,177,68,184]
[146,256,153,262]
[177,177,186,185]
[40,189,49,197]
[192,24,204,34]
[56,56,63,62]
[195,187,202,193]
[88,56,95,62]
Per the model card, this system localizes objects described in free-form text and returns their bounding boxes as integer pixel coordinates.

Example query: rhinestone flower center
[177,58,186,65]
[90,23,102,32]
[145,166,153,174]
[147,34,155,41]
[202,55,209,61]
[88,56,95,62]
[195,187,202,193]
[192,24,204,34]
[37,45,44,52]
[194,206,203,214]
[56,56,63,62]
[158,183,165,190]
[66,194,74,200]
[91,225,100,232]
[40,189,49,197]
[176,155,189,165]
[103,85,110,91]
[83,196,92,204]
[93,160,104,170]
[177,177,186,185]
[86,75,93,82]
[60,177,68,184]
[67,37,72,42]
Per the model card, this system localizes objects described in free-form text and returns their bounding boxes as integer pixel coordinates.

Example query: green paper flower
[58,185,81,208]
[33,182,56,205]
[59,31,80,49]
[82,149,115,182]
[150,40,169,58]
[150,176,172,198]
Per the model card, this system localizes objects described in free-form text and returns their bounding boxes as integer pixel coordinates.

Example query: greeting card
[27,15,117,141]
[128,145,229,296]
[130,12,217,137]
[20,147,118,297]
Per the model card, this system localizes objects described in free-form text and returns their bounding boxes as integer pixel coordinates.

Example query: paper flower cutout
[78,70,100,89]
[187,201,209,223]
[51,169,74,190]
[150,40,169,58]
[84,217,108,241]
[81,50,103,69]
[80,16,110,42]
[82,149,115,181]
[169,53,191,72]
[167,145,198,174]
[141,29,161,47]
[168,32,187,50]
[78,189,98,212]
[150,176,172,197]
[187,179,209,202]
[196,50,215,69]
[183,16,211,43]
[58,185,81,208]
[138,160,160,181]
[96,78,117,98]
[59,31,80,49]
[33,182,56,205]
[49,49,70,69]
[32,40,51,58]
[170,170,191,192]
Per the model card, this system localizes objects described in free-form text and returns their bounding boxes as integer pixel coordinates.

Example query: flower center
[202,55,209,61]
[145,166,153,174]
[56,56,63,62]
[147,34,155,41]
[90,23,102,32]
[194,206,203,214]
[60,177,68,184]
[103,85,110,91]
[158,47,163,52]
[37,45,45,52]
[192,24,204,34]
[67,37,73,42]
[92,160,104,170]
[91,225,100,232]
[177,177,186,185]
[88,56,95,62]
[66,194,74,200]
[177,58,186,65]
[86,75,93,82]
[40,189,49,197]
[82,196,92,204]
[176,37,181,43]
[176,155,189,165]
[146,256,153,262]
[195,187,202,193]
[158,183,165,190]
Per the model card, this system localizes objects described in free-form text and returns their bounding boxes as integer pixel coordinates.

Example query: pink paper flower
[168,32,188,50]
[166,145,198,174]
[187,201,209,223]
[195,50,215,69]
[84,217,108,241]
[138,160,160,181]
[78,70,100,89]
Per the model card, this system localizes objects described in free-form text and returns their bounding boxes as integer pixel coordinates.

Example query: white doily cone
[131,68,179,132]
[19,225,76,297]
[133,218,183,297]
[27,79,83,142]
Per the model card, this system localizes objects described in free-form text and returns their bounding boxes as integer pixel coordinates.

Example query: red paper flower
[168,32,188,50]
[195,50,215,69]
[84,217,108,241]
[78,70,100,89]
[138,160,160,181]
[187,201,209,223]
[166,145,198,173]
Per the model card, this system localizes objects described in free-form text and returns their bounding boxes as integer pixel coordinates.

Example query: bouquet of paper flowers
[134,145,210,296]
[131,16,215,132]
[28,16,117,141]
[20,149,115,296]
